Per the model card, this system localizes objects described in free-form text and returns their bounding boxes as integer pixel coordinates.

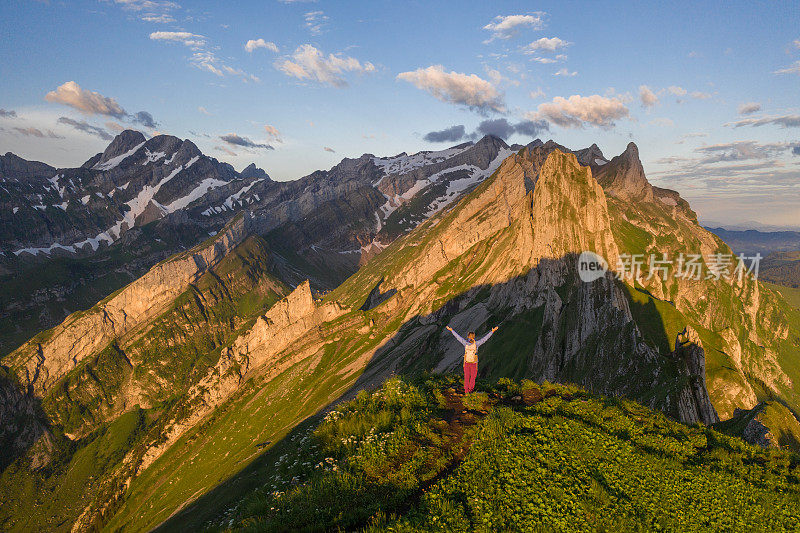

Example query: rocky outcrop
[671,327,720,425]
[240,163,271,181]
[0,152,55,180]
[572,143,607,166]
[595,142,654,202]
[5,213,250,396]
[136,280,349,472]
[0,369,53,470]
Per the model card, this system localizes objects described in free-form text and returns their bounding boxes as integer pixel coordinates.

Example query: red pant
[463,362,477,394]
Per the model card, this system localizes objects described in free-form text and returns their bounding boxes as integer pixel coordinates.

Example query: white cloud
[111,0,179,23]
[45,81,127,118]
[529,87,545,99]
[522,37,570,53]
[198,106,212,115]
[140,13,174,23]
[149,32,256,81]
[245,39,279,53]
[694,141,793,163]
[190,51,259,82]
[690,91,712,100]
[649,118,674,127]
[667,86,687,96]
[737,102,761,115]
[530,57,557,64]
[324,146,335,152]
[774,61,800,75]
[304,10,328,35]
[396,65,505,113]
[639,85,658,108]
[276,44,375,87]
[483,14,544,42]
[725,114,800,128]
[553,68,577,77]
[530,94,630,129]
[264,124,282,142]
[149,31,206,49]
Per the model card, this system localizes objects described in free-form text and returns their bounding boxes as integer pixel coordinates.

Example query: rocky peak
[528,150,619,266]
[527,139,544,149]
[474,134,509,151]
[0,152,55,180]
[594,141,654,202]
[98,130,147,165]
[240,163,271,181]
[572,143,607,166]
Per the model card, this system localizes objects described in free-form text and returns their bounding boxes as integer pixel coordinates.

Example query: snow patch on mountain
[372,144,472,176]
[164,177,228,212]
[200,178,263,216]
[143,149,166,164]
[94,141,145,171]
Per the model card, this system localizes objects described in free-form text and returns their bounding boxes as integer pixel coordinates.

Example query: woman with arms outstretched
[446,325,498,394]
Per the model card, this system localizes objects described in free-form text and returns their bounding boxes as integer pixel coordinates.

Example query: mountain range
[1,132,799,531]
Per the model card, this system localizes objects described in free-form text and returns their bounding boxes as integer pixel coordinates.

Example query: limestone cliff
[5,213,249,396]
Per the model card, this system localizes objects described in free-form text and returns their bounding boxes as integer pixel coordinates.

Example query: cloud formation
[483,14,544,42]
[423,118,548,143]
[639,85,658,108]
[304,11,328,35]
[397,65,505,114]
[111,0,179,23]
[150,32,258,81]
[276,44,375,87]
[324,146,335,152]
[220,133,273,150]
[149,31,206,49]
[0,109,17,118]
[57,117,114,140]
[423,125,467,143]
[725,114,800,128]
[522,37,570,53]
[13,127,63,139]
[132,111,158,128]
[45,81,126,118]
[263,124,282,142]
[774,61,800,75]
[531,94,630,129]
[694,141,794,163]
[245,39,279,53]
[553,68,577,77]
[737,102,761,115]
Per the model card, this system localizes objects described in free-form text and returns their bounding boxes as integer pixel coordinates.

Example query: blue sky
[1,0,798,227]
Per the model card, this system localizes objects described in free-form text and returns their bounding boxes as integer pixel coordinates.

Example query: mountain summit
[595,141,654,202]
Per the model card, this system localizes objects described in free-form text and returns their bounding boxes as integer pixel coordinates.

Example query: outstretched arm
[476,326,499,347]
[445,325,469,346]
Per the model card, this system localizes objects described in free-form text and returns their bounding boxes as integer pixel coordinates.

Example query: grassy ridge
[221,376,800,532]
[0,236,289,532]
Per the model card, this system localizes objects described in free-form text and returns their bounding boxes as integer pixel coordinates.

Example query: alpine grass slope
[0,140,799,531]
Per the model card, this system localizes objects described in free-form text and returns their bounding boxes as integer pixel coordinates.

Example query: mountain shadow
[153,253,715,531]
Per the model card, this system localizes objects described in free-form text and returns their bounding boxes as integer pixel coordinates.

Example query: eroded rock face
[595,142,654,202]
[137,280,349,471]
[0,371,52,469]
[5,213,250,396]
[672,327,720,425]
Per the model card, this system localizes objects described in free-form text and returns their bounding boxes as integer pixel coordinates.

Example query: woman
[446,325,498,394]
